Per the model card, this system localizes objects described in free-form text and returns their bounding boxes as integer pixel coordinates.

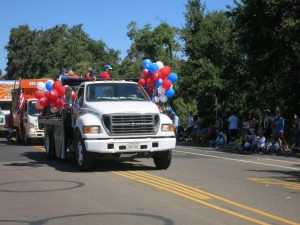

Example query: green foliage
[119,21,182,78]
[172,97,198,127]
[180,0,247,123]
[6,24,120,79]
[229,0,300,120]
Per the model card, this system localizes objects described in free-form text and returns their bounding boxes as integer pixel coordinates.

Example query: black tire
[45,129,55,159]
[23,132,31,145]
[153,150,172,170]
[73,130,94,171]
[16,129,21,144]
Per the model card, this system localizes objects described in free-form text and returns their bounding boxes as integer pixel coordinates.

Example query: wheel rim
[77,141,83,166]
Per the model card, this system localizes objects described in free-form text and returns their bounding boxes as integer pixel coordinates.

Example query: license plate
[127,143,139,150]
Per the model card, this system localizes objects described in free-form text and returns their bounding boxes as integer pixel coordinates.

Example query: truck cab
[22,98,44,142]
[11,79,49,144]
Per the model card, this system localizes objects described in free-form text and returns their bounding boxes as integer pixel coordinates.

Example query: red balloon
[49,89,58,102]
[146,87,153,95]
[39,97,49,107]
[52,81,62,91]
[146,77,154,87]
[138,78,146,86]
[160,66,171,79]
[57,85,65,97]
[162,79,172,89]
[44,91,50,99]
[151,70,161,80]
[55,98,65,108]
[71,90,77,100]
[142,69,148,78]
[34,90,44,100]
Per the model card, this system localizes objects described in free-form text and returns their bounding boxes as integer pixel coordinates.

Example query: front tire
[74,131,94,171]
[153,150,172,170]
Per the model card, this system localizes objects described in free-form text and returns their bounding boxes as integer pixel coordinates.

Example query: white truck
[0,80,15,137]
[11,79,48,144]
[39,79,176,170]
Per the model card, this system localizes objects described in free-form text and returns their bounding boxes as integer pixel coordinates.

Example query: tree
[180,0,247,122]
[6,24,120,79]
[229,0,300,124]
[119,21,182,78]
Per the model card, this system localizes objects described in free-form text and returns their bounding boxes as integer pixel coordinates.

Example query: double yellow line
[114,171,300,225]
[248,177,300,191]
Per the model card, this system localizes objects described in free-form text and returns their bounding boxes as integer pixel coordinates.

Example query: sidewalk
[176,140,300,158]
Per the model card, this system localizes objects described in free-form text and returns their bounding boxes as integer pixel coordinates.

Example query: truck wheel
[74,131,94,171]
[153,150,172,170]
[45,129,55,159]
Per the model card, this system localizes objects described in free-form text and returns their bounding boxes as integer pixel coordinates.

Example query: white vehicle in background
[39,79,176,171]
[11,79,48,144]
[0,80,15,137]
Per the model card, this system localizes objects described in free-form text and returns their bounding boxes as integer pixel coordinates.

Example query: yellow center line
[116,171,210,200]
[114,171,300,225]
[33,146,45,151]
[248,178,300,191]
[114,171,270,225]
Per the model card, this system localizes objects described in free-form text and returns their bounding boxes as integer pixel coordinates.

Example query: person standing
[262,109,273,142]
[293,113,300,149]
[99,64,112,79]
[172,113,179,138]
[273,107,288,150]
[228,111,239,143]
[186,111,194,141]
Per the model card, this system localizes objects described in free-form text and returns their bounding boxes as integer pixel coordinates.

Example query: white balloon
[156,61,164,69]
[37,82,45,91]
[159,94,168,103]
[157,86,165,95]
[154,96,160,103]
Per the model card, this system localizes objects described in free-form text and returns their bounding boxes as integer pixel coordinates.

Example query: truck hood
[84,101,159,115]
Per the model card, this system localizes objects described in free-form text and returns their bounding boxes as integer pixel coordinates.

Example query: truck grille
[103,114,159,135]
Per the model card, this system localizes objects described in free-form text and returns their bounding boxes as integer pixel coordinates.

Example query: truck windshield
[28,100,42,116]
[0,102,11,110]
[86,83,149,102]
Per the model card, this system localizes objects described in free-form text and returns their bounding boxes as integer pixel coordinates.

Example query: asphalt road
[0,138,299,225]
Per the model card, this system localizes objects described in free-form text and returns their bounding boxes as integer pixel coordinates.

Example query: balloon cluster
[34,80,77,114]
[138,59,178,103]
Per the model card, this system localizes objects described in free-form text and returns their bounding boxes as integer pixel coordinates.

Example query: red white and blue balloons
[34,79,66,113]
[138,59,178,103]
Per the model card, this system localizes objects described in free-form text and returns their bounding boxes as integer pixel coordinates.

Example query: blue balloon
[165,87,175,97]
[168,72,178,83]
[143,59,152,69]
[45,80,54,91]
[148,63,159,73]
[155,78,163,87]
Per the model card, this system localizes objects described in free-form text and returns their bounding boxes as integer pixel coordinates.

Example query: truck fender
[75,113,102,136]
[159,113,173,125]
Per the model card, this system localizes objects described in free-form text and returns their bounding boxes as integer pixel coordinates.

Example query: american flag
[16,89,25,112]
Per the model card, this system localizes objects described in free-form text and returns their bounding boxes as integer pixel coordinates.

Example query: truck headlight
[82,126,100,134]
[161,124,174,132]
[29,127,36,132]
